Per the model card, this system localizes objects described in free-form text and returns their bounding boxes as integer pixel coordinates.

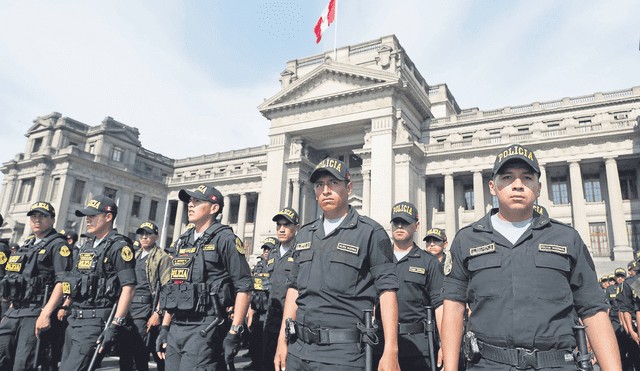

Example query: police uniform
[286,205,398,369]
[160,186,252,371]
[617,264,640,371]
[0,235,10,318]
[247,240,273,370]
[0,202,72,371]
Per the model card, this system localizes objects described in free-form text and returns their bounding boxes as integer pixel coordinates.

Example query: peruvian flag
[314,0,336,44]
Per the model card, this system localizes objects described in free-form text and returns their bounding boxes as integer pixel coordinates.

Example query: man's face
[30,212,55,238]
[489,165,541,217]
[391,219,418,244]
[139,232,158,249]
[67,238,74,245]
[314,174,352,217]
[188,197,218,224]
[262,249,269,259]
[276,219,299,245]
[601,281,609,289]
[86,213,112,236]
[616,276,625,284]
[425,237,447,259]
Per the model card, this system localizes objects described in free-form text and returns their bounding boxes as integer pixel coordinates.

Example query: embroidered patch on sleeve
[121,246,134,262]
[236,238,245,255]
[0,252,5,265]
[444,251,452,276]
[60,246,71,257]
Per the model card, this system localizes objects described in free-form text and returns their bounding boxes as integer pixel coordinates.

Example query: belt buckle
[305,327,318,344]
[516,348,538,370]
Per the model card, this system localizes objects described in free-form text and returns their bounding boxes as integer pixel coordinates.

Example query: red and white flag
[314,0,336,44]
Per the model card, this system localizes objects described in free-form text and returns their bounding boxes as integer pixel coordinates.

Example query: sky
[0,0,639,173]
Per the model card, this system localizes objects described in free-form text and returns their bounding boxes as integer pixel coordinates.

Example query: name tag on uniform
[470,243,495,256]
[172,258,191,267]
[538,244,567,254]
[78,253,94,270]
[203,244,215,251]
[409,266,425,274]
[5,262,21,272]
[179,247,197,254]
[288,257,294,262]
[62,282,71,295]
[296,242,310,250]
[171,268,190,280]
[8,255,19,263]
[268,258,275,265]
[337,243,359,255]
[39,249,47,255]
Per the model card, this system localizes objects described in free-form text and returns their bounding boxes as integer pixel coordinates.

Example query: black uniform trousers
[166,316,226,371]
[119,317,164,371]
[0,314,38,371]
[248,309,266,368]
[286,352,363,371]
[59,316,106,371]
[263,329,279,369]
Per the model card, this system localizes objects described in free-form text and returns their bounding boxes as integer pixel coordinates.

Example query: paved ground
[96,348,253,370]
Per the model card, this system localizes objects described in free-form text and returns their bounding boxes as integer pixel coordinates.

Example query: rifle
[88,302,118,371]
[572,325,594,371]
[146,281,161,348]
[32,284,50,369]
[425,306,437,371]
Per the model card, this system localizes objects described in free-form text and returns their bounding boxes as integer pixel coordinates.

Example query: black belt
[479,341,573,369]
[294,323,361,345]
[71,308,112,319]
[131,295,153,304]
[398,322,425,335]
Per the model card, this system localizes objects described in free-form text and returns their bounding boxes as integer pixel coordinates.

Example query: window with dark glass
[104,187,117,200]
[32,138,42,153]
[464,185,474,210]
[149,200,158,221]
[131,196,142,217]
[437,188,445,212]
[589,222,609,257]
[551,176,569,205]
[71,180,85,204]
[583,174,602,203]
[620,170,639,200]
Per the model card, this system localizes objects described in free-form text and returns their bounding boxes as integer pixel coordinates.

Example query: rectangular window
[71,180,85,204]
[16,178,35,203]
[583,174,602,203]
[517,128,529,133]
[110,146,124,162]
[49,178,60,201]
[349,154,363,168]
[489,131,500,143]
[104,187,117,200]
[89,144,95,154]
[589,222,610,257]
[168,201,177,226]
[32,138,42,153]
[436,138,446,143]
[246,198,257,224]
[128,232,137,242]
[620,170,639,200]
[464,185,474,210]
[551,176,569,205]
[579,120,592,125]
[437,188,445,212]
[131,196,142,218]
[462,135,472,140]
[229,200,239,224]
[547,123,560,129]
[149,200,158,221]
[627,221,640,255]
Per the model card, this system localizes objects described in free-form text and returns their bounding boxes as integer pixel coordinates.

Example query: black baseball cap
[599,276,608,283]
[75,195,118,217]
[390,201,418,224]
[61,230,78,243]
[607,273,615,281]
[492,144,540,176]
[309,157,350,183]
[262,237,277,250]
[273,207,299,225]
[178,185,224,209]
[627,260,639,272]
[27,201,55,217]
[615,268,626,277]
[533,204,548,217]
[423,228,447,242]
[136,222,159,235]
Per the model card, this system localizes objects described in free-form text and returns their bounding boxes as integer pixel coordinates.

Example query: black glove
[156,325,170,353]
[223,331,242,363]
[100,324,120,353]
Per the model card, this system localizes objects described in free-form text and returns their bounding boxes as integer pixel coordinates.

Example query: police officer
[61,230,79,262]
[441,144,621,371]
[246,238,274,371]
[264,208,300,369]
[119,222,171,371]
[58,195,137,371]
[600,276,610,290]
[374,201,444,370]
[156,185,252,370]
[0,213,10,318]
[424,228,447,263]
[607,267,631,370]
[617,260,640,370]
[274,158,400,371]
[0,201,72,371]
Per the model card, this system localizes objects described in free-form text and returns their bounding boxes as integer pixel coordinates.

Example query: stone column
[160,195,172,249]
[301,184,309,225]
[370,116,395,225]
[417,176,427,247]
[362,170,371,217]
[236,193,248,242]
[172,201,185,241]
[605,157,633,260]
[284,180,292,208]
[538,163,551,209]
[568,162,589,244]
[222,195,231,225]
[473,171,485,221]
[292,180,301,213]
[255,133,289,240]
[444,173,456,241]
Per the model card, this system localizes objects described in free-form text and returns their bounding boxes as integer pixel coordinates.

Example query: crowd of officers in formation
[0,143,632,371]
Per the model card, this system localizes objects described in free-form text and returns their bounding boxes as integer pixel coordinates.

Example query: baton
[363,309,374,371]
[199,292,225,337]
[572,325,594,371]
[146,281,162,348]
[32,285,50,369]
[425,306,437,371]
[88,302,118,371]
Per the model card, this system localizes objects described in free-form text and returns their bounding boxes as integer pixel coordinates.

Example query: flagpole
[334,0,338,61]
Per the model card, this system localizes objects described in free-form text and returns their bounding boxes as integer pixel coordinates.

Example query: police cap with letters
[262,237,277,250]
[309,157,350,183]
[273,207,299,225]
[75,195,118,217]
[533,204,548,217]
[178,185,224,210]
[136,221,159,235]
[390,201,418,224]
[27,201,55,217]
[492,144,540,176]
[615,267,627,277]
[423,228,447,242]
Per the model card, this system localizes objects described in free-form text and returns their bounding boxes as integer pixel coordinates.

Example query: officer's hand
[98,324,120,353]
[147,312,161,332]
[631,331,640,345]
[156,325,169,360]
[57,308,68,321]
[35,312,51,338]
[378,350,400,371]
[437,347,443,369]
[274,337,288,371]
[223,331,242,363]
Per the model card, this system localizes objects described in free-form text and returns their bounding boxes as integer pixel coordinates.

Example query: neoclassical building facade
[1,35,639,274]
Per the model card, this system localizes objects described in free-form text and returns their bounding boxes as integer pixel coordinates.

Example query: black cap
[492,144,540,176]
[390,201,418,224]
[635,250,640,261]
[309,157,350,183]
[27,202,55,217]
[178,185,224,210]
[9,242,19,250]
[615,268,626,277]
[608,273,615,281]
[533,204,548,217]
[0,213,3,226]
[273,207,299,225]
[262,237,277,250]
[627,260,639,272]
[60,230,78,243]
[136,222,159,235]
[423,228,447,242]
[599,275,608,283]
[75,195,118,217]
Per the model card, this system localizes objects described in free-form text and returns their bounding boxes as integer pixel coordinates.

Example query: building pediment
[89,116,142,146]
[259,61,400,115]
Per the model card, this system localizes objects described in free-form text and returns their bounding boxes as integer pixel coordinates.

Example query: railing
[611,119,637,128]
[511,132,532,141]
[349,42,382,56]
[483,109,504,117]
[570,95,595,104]
[603,89,632,99]
[540,100,563,109]
[298,56,324,68]
[511,104,533,113]
[451,140,472,149]
[542,129,566,137]
[428,87,440,95]
[578,123,602,133]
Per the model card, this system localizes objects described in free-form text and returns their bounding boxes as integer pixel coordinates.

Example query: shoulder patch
[409,266,425,274]
[470,243,495,256]
[39,249,47,255]
[268,258,275,265]
[235,238,245,255]
[0,252,6,265]
[538,244,567,254]
[296,242,311,250]
[60,246,71,257]
[337,243,359,255]
[121,246,134,262]
[444,250,452,276]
